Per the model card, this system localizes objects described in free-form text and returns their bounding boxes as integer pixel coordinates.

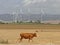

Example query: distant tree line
[0,21,5,24]
[0,20,60,24]
[15,20,41,24]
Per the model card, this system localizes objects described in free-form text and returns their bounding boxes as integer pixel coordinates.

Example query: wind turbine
[14,7,20,23]
[9,12,14,23]
[15,11,18,23]
[40,8,45,23]
[12,12,15,22]
[20,9,23,21]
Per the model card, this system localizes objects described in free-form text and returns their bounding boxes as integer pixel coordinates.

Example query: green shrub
[0,39,8,44]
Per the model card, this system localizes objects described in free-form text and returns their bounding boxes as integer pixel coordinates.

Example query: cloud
[23,0,47,6]
[23,0,32,6]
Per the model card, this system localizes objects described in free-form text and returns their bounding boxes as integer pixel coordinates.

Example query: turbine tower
[20,9,23,21]
[14,7,20,23]
[40,9,45,23]
[13,12,16,22]
[12,12,15,22]
[15,12,18,23]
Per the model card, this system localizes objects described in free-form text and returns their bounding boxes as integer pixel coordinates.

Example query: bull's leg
[29,38,33,42]
[31,39,33,42]
[19,37,23,42]
[16,38,20,43]
[29,38,31,42]
[28,37,32,42]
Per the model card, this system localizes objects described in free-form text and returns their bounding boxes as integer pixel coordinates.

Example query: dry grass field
[0,24,60,45]
[0,24,60,29]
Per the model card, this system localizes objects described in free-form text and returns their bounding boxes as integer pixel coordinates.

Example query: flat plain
[0,24,60,29]
[0,24,60,45]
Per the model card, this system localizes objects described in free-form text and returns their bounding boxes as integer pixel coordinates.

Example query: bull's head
[33,33,37,37]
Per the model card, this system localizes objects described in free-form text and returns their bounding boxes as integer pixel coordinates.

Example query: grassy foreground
[0,24,60,44]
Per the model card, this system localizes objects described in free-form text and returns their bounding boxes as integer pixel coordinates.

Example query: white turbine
[20,9,23,21]
[14,7,20,23]
[12,12,16,22]
[40,9,45,23]
[15,10,19,23]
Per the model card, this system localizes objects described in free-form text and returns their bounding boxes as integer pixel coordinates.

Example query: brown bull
[18,33,37,42]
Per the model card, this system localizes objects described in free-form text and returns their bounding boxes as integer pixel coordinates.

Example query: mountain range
[0,14,60,23]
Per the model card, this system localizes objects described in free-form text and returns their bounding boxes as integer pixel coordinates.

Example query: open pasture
[0,24,60,44]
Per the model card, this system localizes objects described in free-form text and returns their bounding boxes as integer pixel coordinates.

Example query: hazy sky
[0,0,60,14]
